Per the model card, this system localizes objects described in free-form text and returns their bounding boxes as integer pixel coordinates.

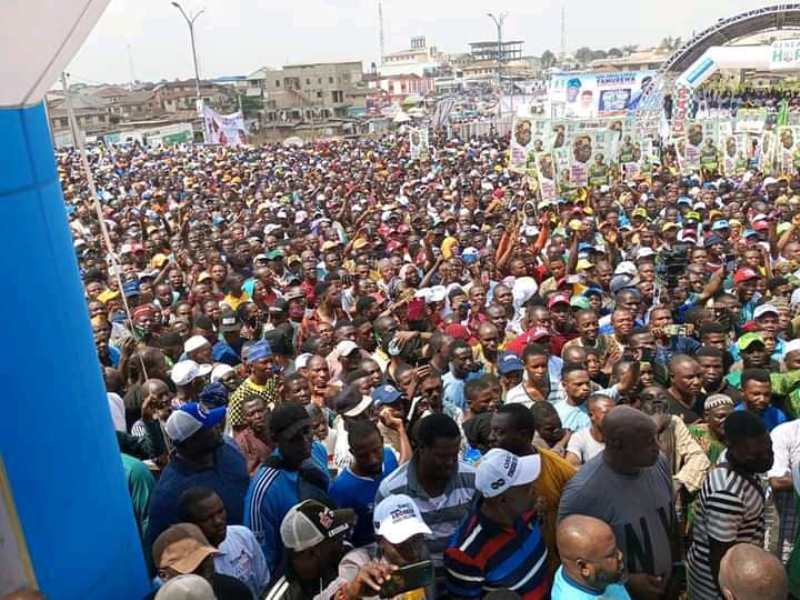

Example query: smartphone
[380,560,434,597]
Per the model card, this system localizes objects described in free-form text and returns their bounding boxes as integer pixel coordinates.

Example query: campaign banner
[777,126,800,175]
[409,127,430,159]
[760,130,776,173]
[550,71,656,119]
[735,108,768,134]
[566,122,610,187]
[535,152,558,202]
[671,84,691,140]
[510,116,549,175]
[202,105,246,146]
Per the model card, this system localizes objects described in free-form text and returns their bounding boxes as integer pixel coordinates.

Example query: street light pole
[487,12,508,118]
[171,2,205,103]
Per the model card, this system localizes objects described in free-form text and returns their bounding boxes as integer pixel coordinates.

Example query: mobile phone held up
[379,560,434,597]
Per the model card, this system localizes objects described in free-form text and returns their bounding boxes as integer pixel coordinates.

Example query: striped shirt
[374,457,476,566]
[687,465,766,599]
[444,504,549,599]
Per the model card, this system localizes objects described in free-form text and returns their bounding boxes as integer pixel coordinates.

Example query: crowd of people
[45,127,800,600]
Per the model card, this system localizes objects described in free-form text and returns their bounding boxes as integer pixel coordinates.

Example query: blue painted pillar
[0,103,150,599]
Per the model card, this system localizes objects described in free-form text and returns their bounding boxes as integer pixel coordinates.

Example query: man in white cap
[146,404,249,552]
[445,448,549,598]
[171,360,213,406]
[265,499,393,600]
[338,493,434,599]
[185,335,214,366]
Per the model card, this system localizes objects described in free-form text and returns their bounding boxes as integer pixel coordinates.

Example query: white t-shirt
[566,428,605,465]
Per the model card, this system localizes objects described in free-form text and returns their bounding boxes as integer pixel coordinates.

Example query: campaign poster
[410,127,430,160]
[568,125,610,187]
[536,152,558,202]
[550,71,656,119]
[510,117,548,176]
[760,130,776,173]
[202,105,247,147]
[777,126,800,176]
[735,108,768,134]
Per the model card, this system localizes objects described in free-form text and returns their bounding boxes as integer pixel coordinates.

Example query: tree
[591,49,608,60]
[607,47,623,58]
[540,50,557,69]
[659,36,674,50]
[622,44,638,55]
[575,46,594,64]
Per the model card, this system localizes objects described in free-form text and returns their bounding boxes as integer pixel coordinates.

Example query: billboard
[550,71,656,119]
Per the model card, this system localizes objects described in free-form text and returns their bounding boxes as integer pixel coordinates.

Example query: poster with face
[760,130,776,173]
[778,126,798,175]
[536,152,557,202]
[510,117,534,173]
[409,127,430,160]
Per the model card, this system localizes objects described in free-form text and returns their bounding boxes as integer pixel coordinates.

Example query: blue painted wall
[0,103,150,599]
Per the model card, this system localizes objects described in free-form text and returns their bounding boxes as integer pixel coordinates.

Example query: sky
[67,0,772,85]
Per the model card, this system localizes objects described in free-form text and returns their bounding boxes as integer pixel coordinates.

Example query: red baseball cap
[547,293,571,308]
[528,326,552,341]
[733,268,760,285]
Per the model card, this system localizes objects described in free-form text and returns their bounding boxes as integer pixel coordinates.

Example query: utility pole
[127,44,137,91]
[171,2,205,104]
[560,4,566,61]
[487,12,508,118]
[378,0,386,67]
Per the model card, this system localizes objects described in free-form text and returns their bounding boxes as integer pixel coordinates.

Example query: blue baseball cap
[165,402,226,443]
[122,279,140,298]
[497,352,524,375]
[583,286,603,298]
[372,384,403,407]
[711,220,730,231]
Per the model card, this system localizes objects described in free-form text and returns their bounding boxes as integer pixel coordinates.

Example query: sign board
[550,71,656,119]
[771,39,800,71]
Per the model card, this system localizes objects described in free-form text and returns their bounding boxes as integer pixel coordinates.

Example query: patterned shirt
[445,503,549,599]
[227,377,279,430]
[375,456,476,566]
[688,465,766,599]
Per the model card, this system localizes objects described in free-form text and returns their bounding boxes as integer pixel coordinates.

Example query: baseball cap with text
[280,500,355,552]
[476,448,541,498]
[165,403,226,443]
[373,494,432,545]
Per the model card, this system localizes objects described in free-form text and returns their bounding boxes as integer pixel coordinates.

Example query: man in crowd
[178,487,270,599]
[559,406,676,600]
[445,448,550,598]
[553,515,631,600]
[688,411,774,599]
[375,413,476,567]
[146,404,250,551]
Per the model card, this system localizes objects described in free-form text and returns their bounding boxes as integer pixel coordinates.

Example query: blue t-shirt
[551,566,631,600]
[734,403,787,432]
[329,448,398,547]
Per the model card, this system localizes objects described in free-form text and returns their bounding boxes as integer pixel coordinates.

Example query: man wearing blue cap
[146,403,249,553]
[497,352,524,402]
[226,340,278,435]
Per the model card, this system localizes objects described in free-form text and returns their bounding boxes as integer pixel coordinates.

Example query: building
[370,73,436,101]
[249,61,365,124]
[46,92,113,138]
[152,80,237,113]
[587,49,669,72]
[469,40,524,62]
[381,36,444,77]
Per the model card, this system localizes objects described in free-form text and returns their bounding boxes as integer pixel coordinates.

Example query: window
[275,80,280,87]
[306,78,310,85]
[318,78,322,84]
[317,91,323,98]
[329,77,334,84]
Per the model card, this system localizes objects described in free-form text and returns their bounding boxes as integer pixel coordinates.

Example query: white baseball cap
[785,338,800,355]
[184,335,210,354]
[476,449,541,498]
[210,364,235,383]
[155,575,216,600]
[373,494,432,544]
[335,340,360,357]
[344,395,374,418]
[171,360,213,387]
[754,304,779,320]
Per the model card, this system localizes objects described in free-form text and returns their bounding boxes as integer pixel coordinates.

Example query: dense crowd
[47,128,800,600]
